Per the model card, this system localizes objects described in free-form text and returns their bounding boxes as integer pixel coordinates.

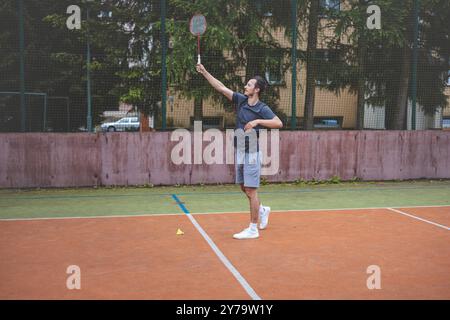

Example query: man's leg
[243,187,260,224]
[233,153,261,239]
[240,183,260,211]
[233,186,260,239]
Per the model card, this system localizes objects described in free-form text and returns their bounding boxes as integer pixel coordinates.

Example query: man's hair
[252,75,269,95]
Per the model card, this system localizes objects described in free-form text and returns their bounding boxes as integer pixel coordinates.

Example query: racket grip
[197,54,201,65]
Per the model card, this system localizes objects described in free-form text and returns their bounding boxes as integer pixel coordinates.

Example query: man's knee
[243,187,257,199]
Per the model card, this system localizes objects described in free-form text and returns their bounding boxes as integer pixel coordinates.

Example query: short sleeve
[232,92,247,110]
[261,105,276,120]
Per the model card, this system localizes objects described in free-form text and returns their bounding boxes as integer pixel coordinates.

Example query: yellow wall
[166,89,236,128]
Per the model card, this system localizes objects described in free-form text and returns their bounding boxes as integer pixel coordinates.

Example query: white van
[101,117,140,132]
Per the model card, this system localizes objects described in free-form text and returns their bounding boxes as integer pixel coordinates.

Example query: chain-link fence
[1,0,449,133]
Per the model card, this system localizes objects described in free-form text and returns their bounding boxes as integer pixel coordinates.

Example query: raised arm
[196,64,233,101]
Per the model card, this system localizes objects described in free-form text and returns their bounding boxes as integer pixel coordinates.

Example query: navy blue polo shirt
[232,92,276,152]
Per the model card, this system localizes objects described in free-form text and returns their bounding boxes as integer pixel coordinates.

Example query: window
[290,117,343,129]
[437,56,450,86]
[319,0,341,17]
[265,51,284,85]
[447,56,450,85]
[313,117,343,129]
[98,11,112,19]
[315,49,339,86]
[443,118,450,129]
[320,0,341,10]
[98,0,113,18]
[255,0,273,17]
[315,49,338,62]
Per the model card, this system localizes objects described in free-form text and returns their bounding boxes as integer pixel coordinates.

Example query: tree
[0,0,87,131]
[322,0,449,130]
[0,0,165,131]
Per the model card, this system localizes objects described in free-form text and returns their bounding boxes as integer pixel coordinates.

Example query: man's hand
[244,120,260,132]
[196,63,206,75]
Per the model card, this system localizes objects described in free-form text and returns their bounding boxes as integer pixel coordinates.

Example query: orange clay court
[0,181,449,299]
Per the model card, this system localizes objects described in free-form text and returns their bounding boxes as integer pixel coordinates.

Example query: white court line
[387,208,450,231]
[185,213,261,300]
[189,204,450,216]
[1,204,450,222]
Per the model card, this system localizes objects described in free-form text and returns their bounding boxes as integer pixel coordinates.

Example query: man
[196,63,283,239]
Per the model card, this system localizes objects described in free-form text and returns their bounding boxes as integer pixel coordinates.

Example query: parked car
[101,117,140,132]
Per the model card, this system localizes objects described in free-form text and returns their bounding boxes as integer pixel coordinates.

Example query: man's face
[244,79,259,97]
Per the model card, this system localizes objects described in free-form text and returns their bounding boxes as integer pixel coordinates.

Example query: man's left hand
[244,120,260,132]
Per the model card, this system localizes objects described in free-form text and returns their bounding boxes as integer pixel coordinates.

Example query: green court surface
[0,180,449,219]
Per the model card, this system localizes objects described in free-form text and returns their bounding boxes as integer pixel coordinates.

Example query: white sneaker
[233,227,259,240]
[259,206,271,230]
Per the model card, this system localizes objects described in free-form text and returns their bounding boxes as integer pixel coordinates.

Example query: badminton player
[196,63,283,239]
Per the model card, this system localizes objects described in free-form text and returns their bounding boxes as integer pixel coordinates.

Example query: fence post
[291,0,298,130]
[86,3,93,132]
[18,0,26,132]
[411,0,419,130]
[161,0,167,130]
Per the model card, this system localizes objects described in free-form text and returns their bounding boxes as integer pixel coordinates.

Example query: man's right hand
[196,64,206,75]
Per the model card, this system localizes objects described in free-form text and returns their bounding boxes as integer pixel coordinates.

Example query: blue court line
[172,194,190,215]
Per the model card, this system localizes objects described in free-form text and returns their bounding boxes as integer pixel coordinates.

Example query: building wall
[167,65,359,129]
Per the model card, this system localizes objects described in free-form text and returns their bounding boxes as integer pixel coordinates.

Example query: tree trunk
[193,96,203,127]
[387,5,414,130]
[356,35,367,130]
[139,111,150,132]
[303,0,320,130]
[356,1,368,130]
[392,46,411,130]
[385,84,398,130]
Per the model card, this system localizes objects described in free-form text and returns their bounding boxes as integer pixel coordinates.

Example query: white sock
[259,204,264,213]
[249,223,258,231]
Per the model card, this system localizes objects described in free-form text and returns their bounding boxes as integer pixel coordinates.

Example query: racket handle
[197,54,201,65]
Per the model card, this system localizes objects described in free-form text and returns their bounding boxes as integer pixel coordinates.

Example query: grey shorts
[235,151,262,188]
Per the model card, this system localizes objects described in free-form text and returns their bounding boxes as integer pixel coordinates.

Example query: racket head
[189,14,207,36]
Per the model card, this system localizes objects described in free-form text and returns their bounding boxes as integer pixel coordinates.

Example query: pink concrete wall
[0,131,449,188]
[275,131,450,182]
[0,134,101,188]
